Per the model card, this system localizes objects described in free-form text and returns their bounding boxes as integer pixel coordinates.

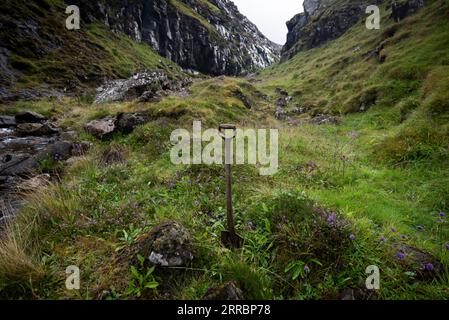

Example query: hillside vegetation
[0,0,448,300]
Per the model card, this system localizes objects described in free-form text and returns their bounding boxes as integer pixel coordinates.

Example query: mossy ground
[0,0,448,300]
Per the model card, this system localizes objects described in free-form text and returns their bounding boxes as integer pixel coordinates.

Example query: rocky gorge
[281,0,426,61]
[71,0,281,75]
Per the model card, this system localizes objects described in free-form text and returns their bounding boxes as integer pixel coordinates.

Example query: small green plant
[124,255,159,298]
[115,224,143,251]
[285,261,306,281]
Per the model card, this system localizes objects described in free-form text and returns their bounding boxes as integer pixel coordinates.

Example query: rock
[203,281,244,300]
[364,40,388,63]
[291,106,310,114]
[282,0,384,61]
[15,111,46,124]
[231,89,252,109]
[15,174,50,192]
[94,71,171,104]
[0,116,16,128]
[100,147,125,166]
[84,117,116,139]
[138,90,163,103]
[309,114,341,125]
[0,141,73,176]
[115,112,151,134]
[16,122,60,136]
[0,175,11,186]
[0,88,63,103]
[391,0,425,22]
[340,287,374,300]
[134,221,194,267]
[72,141,92,157]
[275,87,289,96]
[60,131,78,141]
[399,245,444,280]
[65,156,85,166]
[275,107,289,120]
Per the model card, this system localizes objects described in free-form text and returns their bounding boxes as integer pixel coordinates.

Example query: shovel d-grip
[218,124,244,249]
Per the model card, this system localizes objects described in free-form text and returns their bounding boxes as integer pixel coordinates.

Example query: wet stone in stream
[0,115,78,228]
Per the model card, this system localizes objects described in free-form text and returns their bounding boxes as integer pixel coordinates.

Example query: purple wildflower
[396,252,406,260]
[380,236,386,242]
[194,200,200,207]
[439,212,446,218]
[349,234,356,241]
[391,228,397,233]
[423,263,434,271]
[400,235,407,240]
[327,213,336,224]
[304,265,311,274]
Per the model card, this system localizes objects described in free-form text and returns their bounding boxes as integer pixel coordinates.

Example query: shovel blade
[221,231,244,249]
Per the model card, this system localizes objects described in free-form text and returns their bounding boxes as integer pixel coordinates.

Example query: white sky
[232,0,304,45]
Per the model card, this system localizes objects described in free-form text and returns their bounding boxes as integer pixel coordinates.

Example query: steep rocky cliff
[71,0,280,75]
[281,0,426,61]
[0,0,280,101]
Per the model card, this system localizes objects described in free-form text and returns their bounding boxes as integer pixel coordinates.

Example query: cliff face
[282,0,374,61]
[282,0,426,61]
[72,0,281,76]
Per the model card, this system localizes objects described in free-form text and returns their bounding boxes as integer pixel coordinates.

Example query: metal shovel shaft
[225,162,235,235]
[219,124,243,248]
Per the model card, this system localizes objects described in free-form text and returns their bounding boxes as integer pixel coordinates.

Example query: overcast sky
[232,0,304,45]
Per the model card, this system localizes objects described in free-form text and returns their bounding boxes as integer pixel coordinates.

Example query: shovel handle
[218,124,237,140]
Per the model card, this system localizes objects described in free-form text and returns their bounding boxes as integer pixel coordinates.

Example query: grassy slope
[0,0,449,300]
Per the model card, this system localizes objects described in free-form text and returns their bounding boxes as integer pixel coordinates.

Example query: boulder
[16,122,60,136]
[0,116,16,128]
[15,111,46,124]
[72,141,92,157]
[100,147,125,165]
[203,281,244,300]
[391,0,425,22]
[134,221,194,267]
[94,71,170,104]
[115,112,150,134]
[275,106,289,120]
[0,141,73,176]
[398,245,444,280]
[84,117,116,139]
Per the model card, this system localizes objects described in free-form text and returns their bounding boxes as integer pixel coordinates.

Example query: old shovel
[218,124,244,249]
